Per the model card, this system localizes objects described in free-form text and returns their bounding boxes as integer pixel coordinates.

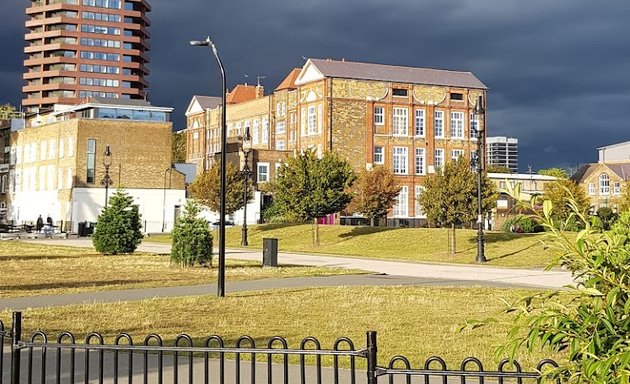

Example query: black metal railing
[1,311,559,383]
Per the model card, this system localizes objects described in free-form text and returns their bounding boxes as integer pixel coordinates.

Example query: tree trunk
[370,217,376,227]
[450,223,456,255]
[313,218,320,246]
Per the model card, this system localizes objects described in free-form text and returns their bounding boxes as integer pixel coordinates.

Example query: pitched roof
[306,58,487,89]
[573,162,630,183]
[275,68,301,91]
[606,163,630,180]
[226,84,257,104]
[192,95,222,110]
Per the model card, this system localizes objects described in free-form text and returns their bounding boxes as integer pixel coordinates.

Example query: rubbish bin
[78,222,86,237]
[263,238,278,267]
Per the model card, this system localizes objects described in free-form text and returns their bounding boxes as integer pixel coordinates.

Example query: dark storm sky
[2,0,630,172]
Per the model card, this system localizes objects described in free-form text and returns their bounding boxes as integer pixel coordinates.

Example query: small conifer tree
[171,200,213,267]
[92,189,143,254]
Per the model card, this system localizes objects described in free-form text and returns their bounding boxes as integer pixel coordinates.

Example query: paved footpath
[0,238,575,311]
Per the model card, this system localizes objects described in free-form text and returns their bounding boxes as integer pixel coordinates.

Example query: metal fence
[1,312,559,383]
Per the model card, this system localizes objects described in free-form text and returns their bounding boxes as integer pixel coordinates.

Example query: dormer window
[392,88,408,97]
[450,92,463,101]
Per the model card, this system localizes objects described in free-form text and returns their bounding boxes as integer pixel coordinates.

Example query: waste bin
[263,238,278,267]
[78,221,86,237]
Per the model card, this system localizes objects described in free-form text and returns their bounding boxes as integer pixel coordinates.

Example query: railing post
[366,331,377,384]
[10,311,22,384]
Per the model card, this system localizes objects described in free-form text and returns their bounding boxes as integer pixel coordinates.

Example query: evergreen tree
[171,131,186,163]
[347,166,401,226]
[275,150,355,245]
[92,189,143,254]
[189,161,252,216]
[418,158,496,254]
[171,200,213,267]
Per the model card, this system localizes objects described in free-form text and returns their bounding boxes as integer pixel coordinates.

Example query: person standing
[36,215,44,232]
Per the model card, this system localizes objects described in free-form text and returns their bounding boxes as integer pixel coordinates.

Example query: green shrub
[596,206,618,230]
[262,201,307,224]
[92,189,143,255]
[171,200,213,267]
[502,215,543,233]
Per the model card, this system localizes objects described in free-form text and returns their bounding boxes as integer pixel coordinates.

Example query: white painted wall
[197,191,263,226]
[9,190,60,223]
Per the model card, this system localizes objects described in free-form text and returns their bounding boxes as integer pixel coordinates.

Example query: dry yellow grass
[0,241,364,298]
[0,286,564,370]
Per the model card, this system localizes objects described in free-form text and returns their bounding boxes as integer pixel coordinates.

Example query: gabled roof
[275,68,301,91]
[597,140,630,150]
[185,95,222,117]
[226,84,257,104]
[573,162,630,183]
[295,58,488,89]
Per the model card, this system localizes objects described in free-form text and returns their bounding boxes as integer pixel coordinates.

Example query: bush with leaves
[171,200,213,267]
[502,215,543,233]
[92,189,143,254]
[465,189,630,383]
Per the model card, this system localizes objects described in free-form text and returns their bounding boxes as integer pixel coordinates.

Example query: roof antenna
[256,75,266,87]
[243,73,248,86]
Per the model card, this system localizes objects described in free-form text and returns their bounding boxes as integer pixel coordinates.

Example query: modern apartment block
[23,0,151,113]
[486,136,518,172]
[185,58,488,222]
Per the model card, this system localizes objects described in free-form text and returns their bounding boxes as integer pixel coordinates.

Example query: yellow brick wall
[580,163,625,209]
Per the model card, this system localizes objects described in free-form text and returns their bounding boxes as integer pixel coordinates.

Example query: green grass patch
[147,225,555,268]
[0,286,565,370]
[0,241,365,298]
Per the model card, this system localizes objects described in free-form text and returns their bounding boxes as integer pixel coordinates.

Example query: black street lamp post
[473,96,487,263]
[101,145,112,207]
[190,36,228,297]
[241,127,252,246]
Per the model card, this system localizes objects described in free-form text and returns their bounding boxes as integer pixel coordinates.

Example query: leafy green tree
[465,202,630,383]
[92,189,143,254]
[0,104,17,119]
[418,157,496,254]
[189,161,252,216]
[486,165,512,173]
[171,200,213,267]
[347,166,401,226]
[275,150,355,245]
[538,167,569,179]
[617,183,630,212]
[541,179,590,230]
[171,131,186,163]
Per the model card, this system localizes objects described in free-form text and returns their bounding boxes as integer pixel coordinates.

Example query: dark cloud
[2,0,630,171]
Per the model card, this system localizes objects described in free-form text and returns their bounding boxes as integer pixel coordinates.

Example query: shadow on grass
[485,242,541,263]
[466,231,541,245]
[338,225,395,239]
[3,279,150,291]
[254,223,307,232]
[0,254,87,261]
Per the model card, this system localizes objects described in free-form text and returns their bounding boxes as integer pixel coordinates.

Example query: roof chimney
[256,85,264,99]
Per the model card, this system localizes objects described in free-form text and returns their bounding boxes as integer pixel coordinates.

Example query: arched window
[599,173,610,195]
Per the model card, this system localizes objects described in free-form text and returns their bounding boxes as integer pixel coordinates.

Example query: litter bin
[78,221,86,237]
[263,238,278,267]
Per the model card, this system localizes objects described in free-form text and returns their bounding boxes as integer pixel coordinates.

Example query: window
[588,182,595,195]
[393,186,408,217]
[276,121,286,135]
[415,186,425,218]
[393,147,408,174]
[49,140,56,160]
[599,173,610,195]
[434,149,444,170]
[414,109,425,137]
[276,140,285,150]
[470,113,479,139]
[434,111,444,138]
[307,106,317,134]
[39,166,46,191]
[374,106,384,125]
[58,168,64,190]
[374,146,384,164]
[393,88,408,97]
[86,139,96,183]
[415,148,425,175]
[262,117,269,144]
[257,163,269,183]
[41,141,47,160]
[252,119,260,145]
[392,108,408,136]
[450,92,463,101]
[451,149,464,161]
[614,182,621,195]
[450,112,464,138]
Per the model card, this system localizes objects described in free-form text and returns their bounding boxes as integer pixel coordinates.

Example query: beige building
[184,58,488,223]
[573,162,629,211]
[8,98,186,232]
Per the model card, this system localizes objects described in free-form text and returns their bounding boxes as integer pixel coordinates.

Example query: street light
[241,127,252,246]
[162,167,172,232]
[101,145,112,207]
[190,36,228,297]
[473,95,487,263]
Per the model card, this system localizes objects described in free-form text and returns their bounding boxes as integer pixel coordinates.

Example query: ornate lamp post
[241,127,252,246]
[101,145,112,207]
[190,36,228,297]
[473,96,487,263]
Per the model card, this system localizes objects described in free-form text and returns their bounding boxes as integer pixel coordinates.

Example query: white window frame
[470,112,479,139]
[414,109,425,137]
[451,149,464,161]
[374,146,384,165]
[307,106,317,135]
[434,148,444,170]
[588,182,595,195]
[252,119,260,145]
[392,147,408,175]
[415,148,425,175]
[434,110,444,138]
[599,173,610,195]
[450,111,464,139]
[257,162,270,183]
[276,140,285,150]
[262,117,269,144]
[614,182,621,195]
[393,186,408,217]
[393,107,408,136]
[276,121,286,135]
[374,106,384,125]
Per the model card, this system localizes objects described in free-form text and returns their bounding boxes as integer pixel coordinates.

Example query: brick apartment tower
[23,0,151,113]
